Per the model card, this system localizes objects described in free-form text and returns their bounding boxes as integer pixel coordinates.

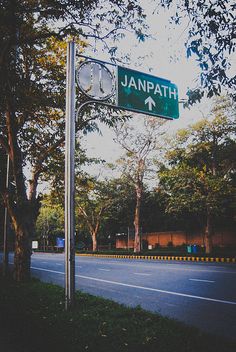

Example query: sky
[78,1,216,180]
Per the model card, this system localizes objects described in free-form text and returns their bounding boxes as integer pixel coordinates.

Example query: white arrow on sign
[145,96,156,111]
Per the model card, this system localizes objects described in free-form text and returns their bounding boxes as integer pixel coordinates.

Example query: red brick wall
[116,231,236,249]
[116,238,134,249]
[212,231,236,246]
[186,232,204,246]
[142,231,187,247]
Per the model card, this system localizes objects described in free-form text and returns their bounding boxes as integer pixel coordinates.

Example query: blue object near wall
[56,237,65,248]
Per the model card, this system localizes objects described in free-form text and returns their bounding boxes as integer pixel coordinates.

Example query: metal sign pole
[65,41,76,310]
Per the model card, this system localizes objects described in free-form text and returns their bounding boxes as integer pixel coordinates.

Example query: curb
[77,253,236,263]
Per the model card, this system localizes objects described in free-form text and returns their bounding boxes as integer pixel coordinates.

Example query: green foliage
[159,1,236,103]
[99,176,136,236]
[160,164,234,216]
[158,98,236,228]
[35,196,64,242]
[75,176,120,247]
[76,175,175,241]
[140,188,184,232]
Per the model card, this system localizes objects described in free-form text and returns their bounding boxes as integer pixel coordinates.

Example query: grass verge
[0,276,235,352]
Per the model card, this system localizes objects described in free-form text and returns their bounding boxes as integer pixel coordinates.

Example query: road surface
[5,252,236,340]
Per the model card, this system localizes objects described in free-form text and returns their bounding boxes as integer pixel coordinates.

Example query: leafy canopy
[159,98,236,221]
[159,0,236,104]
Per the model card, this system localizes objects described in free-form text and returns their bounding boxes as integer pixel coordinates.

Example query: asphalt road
[6,252,236,340]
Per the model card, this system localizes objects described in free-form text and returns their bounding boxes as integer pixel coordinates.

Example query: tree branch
[28,135,65,201]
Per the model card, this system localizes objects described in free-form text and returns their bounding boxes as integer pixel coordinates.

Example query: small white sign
[32,241,38,249]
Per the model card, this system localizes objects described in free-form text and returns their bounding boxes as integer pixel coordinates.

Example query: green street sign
[117,66,179,119]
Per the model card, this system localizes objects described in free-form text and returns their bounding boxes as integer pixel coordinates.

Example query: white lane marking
[30,266,236,306]
[77,265,83,268]
[56,263,63,266]
[189,279,215,283]
[76,275,236,305]
[98,269,111,272]
[134,273,151,276]
[33,255,62,259]
[31,266,63,275]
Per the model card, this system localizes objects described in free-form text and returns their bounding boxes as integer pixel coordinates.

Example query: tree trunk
[13,222,32,281]
[8,198,39,281]
[3,190,34,281]
[205,206,213,255]
[133,183,142,253]
[92,232,98,252]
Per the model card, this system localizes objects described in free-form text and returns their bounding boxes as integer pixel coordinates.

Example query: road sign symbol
[116,66,179,119]
[145,96,156,111]
[77,61,115,101]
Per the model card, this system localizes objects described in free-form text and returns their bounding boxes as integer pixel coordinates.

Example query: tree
[0,35,72,280]
[158,98,236,253]
[75,177,117,251]
[159,0,236,103]
[35,196,64,248]
[100,176,136,237]
[0,0,148,280]
[113,117,166,253]
[100,178,178,243]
